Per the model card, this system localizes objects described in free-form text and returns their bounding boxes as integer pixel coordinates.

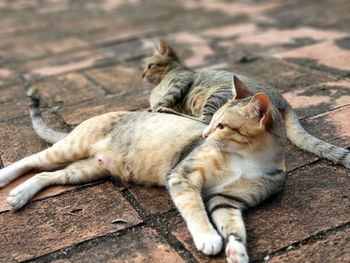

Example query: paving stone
[200,23,258,39]
[83,0,238,34]
[129,185,174,215]
[0,34,51,63]
[44,37,90,54]
[81,25,158,47]
[59,88,151,125]
[35,73,105,107]
[0,182,142,263]
[0,118,48,165]
[0,68,20,86]
[276,39,350,72]
[283,80,350,118]
[302,106,350,147]
[269,227,350,263]
[1,35,90,62]
[216,27,344,59]
[245,161,350,261]
[46,227,185,263]
[0,98,30,121]
[169,32,215,67]
[0,0,39,11]
[84,64,146,95]
[227,57,336,94]
[180,0,281,17]
[260,0,350,31]
[284,143,315,172]
[0,16,47,38]
[22,50,108,81]
[235,27,341,48]
[21,39,151,81]
[0,84,26,103]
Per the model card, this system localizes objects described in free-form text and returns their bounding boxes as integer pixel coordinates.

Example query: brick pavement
[0,0,349,262]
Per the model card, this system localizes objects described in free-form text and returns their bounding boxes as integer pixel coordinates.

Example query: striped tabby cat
[143,39,350,169]
[0,91,287,263]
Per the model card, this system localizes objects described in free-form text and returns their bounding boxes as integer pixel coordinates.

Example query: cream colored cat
[0,87,287,263]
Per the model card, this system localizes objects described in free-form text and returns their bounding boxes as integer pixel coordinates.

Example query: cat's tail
[29,90,69,144]
[283,106,350,169]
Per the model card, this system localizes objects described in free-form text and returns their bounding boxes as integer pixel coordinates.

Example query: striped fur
[144,40,350,169]
[1,93,286,263]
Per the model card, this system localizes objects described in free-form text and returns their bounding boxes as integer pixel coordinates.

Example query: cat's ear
[157,39,179,61]
[232,76,252,99]
[248,92,271,126]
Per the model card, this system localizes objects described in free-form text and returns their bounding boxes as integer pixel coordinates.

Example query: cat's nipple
[96,154,105,164]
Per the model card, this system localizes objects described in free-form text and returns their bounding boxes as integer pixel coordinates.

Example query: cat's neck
[165,64,191,75]
[227,146,285,178]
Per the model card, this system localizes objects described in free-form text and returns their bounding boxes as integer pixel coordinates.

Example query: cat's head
[203,76,285,154]
[142,39,183,84]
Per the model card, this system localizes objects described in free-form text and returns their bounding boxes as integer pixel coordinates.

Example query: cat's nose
[202,126,211,139]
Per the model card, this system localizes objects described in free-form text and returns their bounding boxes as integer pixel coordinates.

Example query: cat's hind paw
[7,188,29,211]
[193,231,223,255]
[226,235,249,263]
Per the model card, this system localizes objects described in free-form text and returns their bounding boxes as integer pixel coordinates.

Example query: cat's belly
[95,113,205,186]
[100,151,171,186]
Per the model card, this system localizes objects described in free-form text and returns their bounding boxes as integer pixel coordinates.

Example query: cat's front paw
[193,231,223,255]
[153,106,167,113]
[226,235,248,263]
[7,187,30,211]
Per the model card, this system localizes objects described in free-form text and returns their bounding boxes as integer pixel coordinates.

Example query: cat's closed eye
[217,123,224,129]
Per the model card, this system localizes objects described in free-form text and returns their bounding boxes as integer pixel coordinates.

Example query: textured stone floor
[0,0,349,262]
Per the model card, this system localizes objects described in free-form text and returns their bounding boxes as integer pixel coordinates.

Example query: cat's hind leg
[7,158,108,211]
[206,195,249,263]
[0,135,89,188]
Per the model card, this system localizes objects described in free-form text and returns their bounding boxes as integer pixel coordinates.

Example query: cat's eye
[217,123,224,129]
[148,63,154,69]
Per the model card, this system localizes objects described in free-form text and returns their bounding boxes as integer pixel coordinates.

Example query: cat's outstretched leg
[206,195,249,263]
[167,170,222,256]
[7,158,108,210]
[0,135,89,188]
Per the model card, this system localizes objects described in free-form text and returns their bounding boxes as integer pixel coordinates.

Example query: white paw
[226,235,249,263]
[7,187,30,211]
[193,231,223,255]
